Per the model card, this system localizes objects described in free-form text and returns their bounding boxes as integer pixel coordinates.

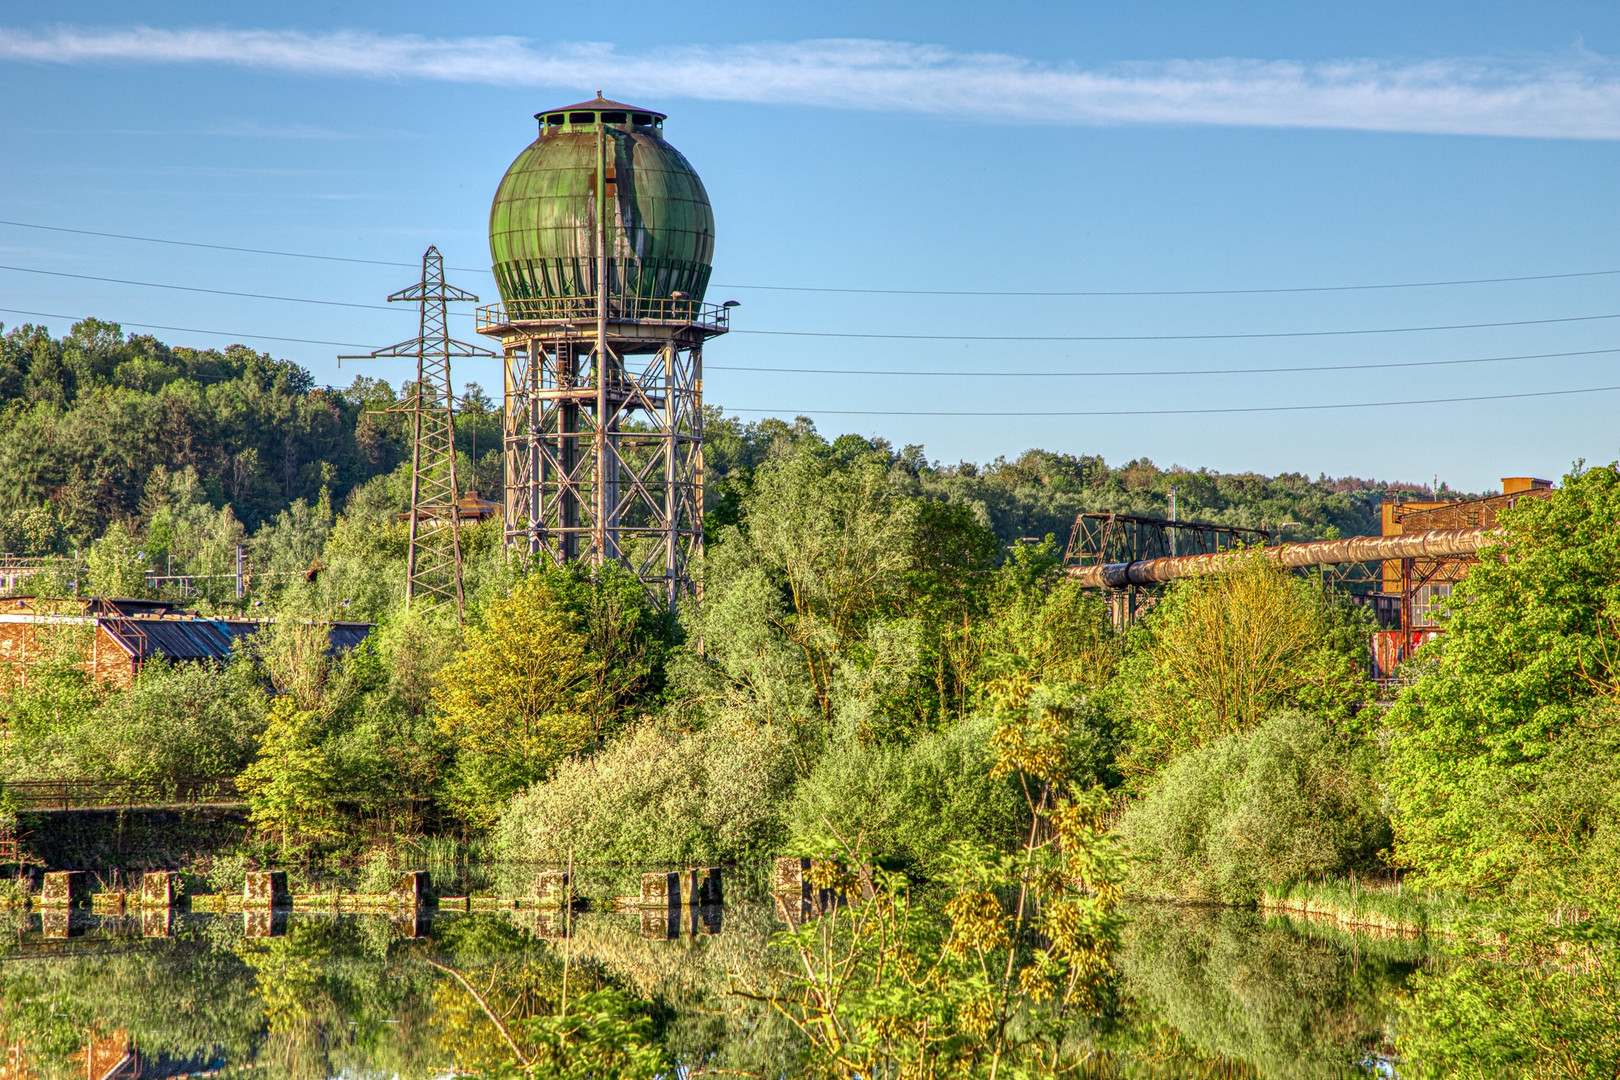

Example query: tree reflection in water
[0,901,1437,1079]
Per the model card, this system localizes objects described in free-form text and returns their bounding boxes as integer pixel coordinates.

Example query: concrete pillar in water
[41,870,87,908]
[244,871,289,908]
[392,870,429,910]
[535,870,571,907]
[141,871,177,909]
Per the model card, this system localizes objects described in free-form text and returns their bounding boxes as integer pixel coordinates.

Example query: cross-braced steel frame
[479,303,721,610]
[478,115,726,611]
[343,247,493,617]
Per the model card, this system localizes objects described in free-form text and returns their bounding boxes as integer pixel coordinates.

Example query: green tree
[239,696,337,852]
[1389,464,1620,908]
[1401,918,1620,1078]
[85,520,149,597]
[1111,554,1368,783]
[754,694,1126,1078]
[434,565,674,828]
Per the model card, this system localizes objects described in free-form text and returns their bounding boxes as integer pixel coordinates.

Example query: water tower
[478,94,731,608]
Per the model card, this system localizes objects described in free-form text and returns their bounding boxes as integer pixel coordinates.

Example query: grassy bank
[1260,878,1487,937]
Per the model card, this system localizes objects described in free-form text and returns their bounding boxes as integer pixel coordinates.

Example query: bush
[783,711,1034,872]
[494,717,798,866]
[1122,711,1387,903]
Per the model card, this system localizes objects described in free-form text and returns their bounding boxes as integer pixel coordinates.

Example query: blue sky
[3,1,1619,492]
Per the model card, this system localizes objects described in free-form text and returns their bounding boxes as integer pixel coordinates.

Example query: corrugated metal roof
[103,617,374,663]
[101,618,236,662]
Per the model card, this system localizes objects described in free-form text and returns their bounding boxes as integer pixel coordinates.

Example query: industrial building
[0,597,373,691]
[1067,476,1556,683]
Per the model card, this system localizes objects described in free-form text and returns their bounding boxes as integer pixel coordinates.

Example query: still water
[0,880,1424,1078]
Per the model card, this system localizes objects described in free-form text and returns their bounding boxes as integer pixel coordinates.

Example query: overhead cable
[0,308,377,350]
[732,313,1620,342]
[724,384,1620,417]
[5,218,1619,298]
[710,346,1620,378]
[714,270,1620,297]
[9,306,1611,381]
[0,265,405,313]
[0,219,482,273]
[6,263,1620,342]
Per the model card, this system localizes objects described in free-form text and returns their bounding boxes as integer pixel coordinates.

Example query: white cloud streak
[3,25,1619,139]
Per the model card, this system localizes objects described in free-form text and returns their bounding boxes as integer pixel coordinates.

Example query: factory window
[602,111,627,123]
[632,113,653,125]
[569,112,596,124]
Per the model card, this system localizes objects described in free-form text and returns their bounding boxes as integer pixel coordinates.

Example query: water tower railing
[477,297,730,332]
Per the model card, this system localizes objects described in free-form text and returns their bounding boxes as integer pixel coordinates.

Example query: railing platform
[1,778,245,812]
[476,297,730,335]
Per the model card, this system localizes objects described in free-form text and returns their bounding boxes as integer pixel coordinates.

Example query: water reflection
[0,892,1434,1078]
[1113,903,1426,1078]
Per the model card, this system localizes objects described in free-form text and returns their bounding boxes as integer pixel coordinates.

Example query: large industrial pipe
[1068,527,1493,589]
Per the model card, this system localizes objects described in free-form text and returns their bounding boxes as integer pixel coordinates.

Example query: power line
[0,264,413,313]
[715,270,1620,297]
[10,305,1610,382]
[7,262,1620,343]
[710,346,1620,378]
[5,217,1619,298]
[0,308,378,349]
[724,384,1620,417]
[6,307,1616,414]
[733,313,1620,342]
[0,219,490,274]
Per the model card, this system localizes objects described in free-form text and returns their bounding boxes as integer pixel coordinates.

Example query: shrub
[494,717,797,866]
[1110,555,1370,783]
[783,711,1035,872]
[1122,710,1387,903]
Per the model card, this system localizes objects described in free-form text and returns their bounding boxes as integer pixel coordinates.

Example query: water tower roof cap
[534,93,667,121]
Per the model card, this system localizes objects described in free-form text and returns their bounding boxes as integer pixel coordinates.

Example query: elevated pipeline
[1068,527,1493,589]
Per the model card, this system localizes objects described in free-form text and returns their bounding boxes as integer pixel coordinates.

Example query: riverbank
[1260,878,1486,937]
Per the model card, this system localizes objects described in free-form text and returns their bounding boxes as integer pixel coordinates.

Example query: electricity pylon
[343,247,493,617]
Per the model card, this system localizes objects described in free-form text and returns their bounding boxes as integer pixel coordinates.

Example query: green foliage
[1113,903,1414,1075]
[0,320,403,537]
[434,564,677,829]
[85,519,149,597]
[695,442,923,740]
[240,696,338,852]
[757,698,1126,1078]
[1122,711,1388,904]
[1388,464,1620,909]
[0,621,107,779]
[1111,554,1370,783]
[495,716,798,865]
[783,712,1029,873]
[0,504,69,555]
[70,656,266,780]
[1400,920,1620,1078]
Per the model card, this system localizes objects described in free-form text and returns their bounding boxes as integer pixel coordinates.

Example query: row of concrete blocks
[25,866,725,914]
[23,870,429,912]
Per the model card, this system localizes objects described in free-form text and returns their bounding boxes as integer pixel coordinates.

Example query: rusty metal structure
[343,248,492,617]
[1068,526,1496,590]
[477,95,728,609]
[1066,512,1271,624]
[1069,477,1559,682]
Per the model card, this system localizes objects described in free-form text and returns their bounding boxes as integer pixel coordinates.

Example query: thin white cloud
[2,25,1618,139]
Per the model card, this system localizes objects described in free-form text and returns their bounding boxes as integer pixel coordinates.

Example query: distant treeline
[0,317,1442,552]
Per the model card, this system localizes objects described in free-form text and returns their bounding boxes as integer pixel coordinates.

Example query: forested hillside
[0,318,1442,570]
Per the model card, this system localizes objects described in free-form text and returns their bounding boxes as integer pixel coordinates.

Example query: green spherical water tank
[490,95,715,307]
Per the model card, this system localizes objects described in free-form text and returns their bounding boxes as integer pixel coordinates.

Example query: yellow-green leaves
[1114,553,1367,782]
[431,575,593,827]
[239,696,336,851]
